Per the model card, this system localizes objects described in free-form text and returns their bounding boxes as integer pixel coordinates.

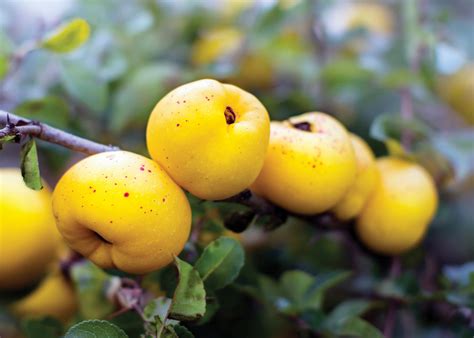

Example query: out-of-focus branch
[0,110,119,154]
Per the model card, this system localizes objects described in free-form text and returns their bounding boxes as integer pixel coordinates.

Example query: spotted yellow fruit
[0,168,60,290]
[251,112,357,215]
[146,79,270,200]
[52,151,191,274]
[332,134,378,220]
[356,157,438,255]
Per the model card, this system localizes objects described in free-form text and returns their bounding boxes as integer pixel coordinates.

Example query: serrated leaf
[70,260,115,319]
[20,138,42,190]
[15,96,70,128]
[61,61,108,114]
[64,320,128,338]
[335,317,384,338]
[194,237,245,291]
[196,291,219,325]
[21,317,63,338]
[169,257,206,321]
[42,18,90,53]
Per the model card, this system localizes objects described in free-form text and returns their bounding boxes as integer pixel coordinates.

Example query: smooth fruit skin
[52,151,191,274]
[438,63,474,125]
[11,269,77,322]
[146,79,270,200]
[356,157,438,255]
[251,112,357,215]
[332,134,379,220]
[0,168,60,290]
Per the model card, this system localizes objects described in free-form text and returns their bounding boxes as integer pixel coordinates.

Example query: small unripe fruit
[332,134,378,220]
[146,79,270,200]
[0,168,60,290]
[356,157,438,255]
[251,112,357,215]
[52,151,191,274]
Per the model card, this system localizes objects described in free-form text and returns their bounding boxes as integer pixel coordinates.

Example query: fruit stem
[0,110,119,154]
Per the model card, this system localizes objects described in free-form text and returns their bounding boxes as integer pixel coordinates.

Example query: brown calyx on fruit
[292,121,311,132]
[224,106,236,125]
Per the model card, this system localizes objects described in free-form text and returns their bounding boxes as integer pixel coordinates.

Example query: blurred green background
[0,0,473,337]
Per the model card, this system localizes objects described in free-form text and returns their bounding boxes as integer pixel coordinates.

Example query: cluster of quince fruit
[1,79,438,323]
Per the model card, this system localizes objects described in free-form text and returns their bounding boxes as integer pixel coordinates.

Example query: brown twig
[0,110,119,154]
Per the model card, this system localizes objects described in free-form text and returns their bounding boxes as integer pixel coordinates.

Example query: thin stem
[0,110,119,154]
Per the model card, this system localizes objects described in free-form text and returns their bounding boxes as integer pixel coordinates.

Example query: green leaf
[335,317,384,338]
[370,113,433,155]
[64,320,128,338]
[169,257,206,321]
[325,300,376,328]
[20,138,42,190]
[15,96,70,128]
[109,63,180,133]
[278,270,315,314]
[42,18,90,53]
[61,61,108,114]
[304,270,352,310]
[21,317,63,338]
[196,291,219,325]
[194,237,245,291]
[70,261,116,319]
[143,297,172,322]
[0,134,16,149]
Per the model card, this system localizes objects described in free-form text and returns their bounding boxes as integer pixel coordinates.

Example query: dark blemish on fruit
[176,101,180,104]
[93,190,96,193]
[183,100,186,103]
[176,123,180,127]
[140,166,145,171]
[124,192,129,197]
[292,122,311,132]
[114,183,118,185]
[148,170,151,173]
[224,106,236,125]
[162,198,166,202]
[312,165,316,168]
[205,96,210,101]
[109,221,113,224]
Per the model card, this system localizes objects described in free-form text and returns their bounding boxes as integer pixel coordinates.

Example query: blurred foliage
[0,0,473,337]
